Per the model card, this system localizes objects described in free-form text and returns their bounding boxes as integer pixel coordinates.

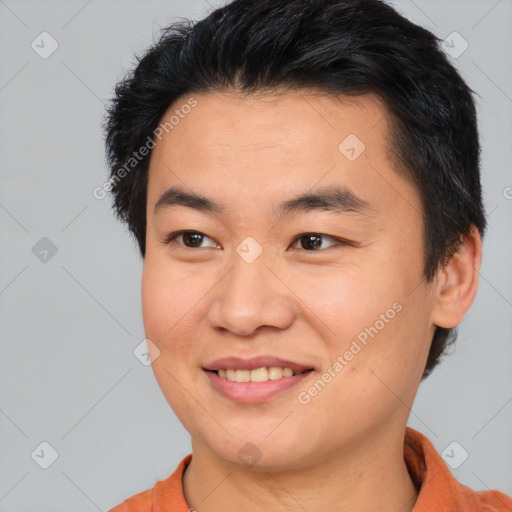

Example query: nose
[206,254,296,337]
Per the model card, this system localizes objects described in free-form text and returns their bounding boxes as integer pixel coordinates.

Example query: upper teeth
[218,367,298,382]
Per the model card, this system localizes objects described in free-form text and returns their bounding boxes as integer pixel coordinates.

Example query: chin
[198,427,313,472]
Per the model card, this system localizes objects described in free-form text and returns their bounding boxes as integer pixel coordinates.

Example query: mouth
[202,356,316,403]
[205,367,313,382]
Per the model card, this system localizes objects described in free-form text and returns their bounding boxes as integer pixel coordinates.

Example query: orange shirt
[109,427,512,512]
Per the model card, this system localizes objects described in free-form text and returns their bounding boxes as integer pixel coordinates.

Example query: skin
[141,89,482,512]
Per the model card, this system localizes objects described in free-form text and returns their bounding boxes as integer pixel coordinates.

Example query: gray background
[0,0,510,510]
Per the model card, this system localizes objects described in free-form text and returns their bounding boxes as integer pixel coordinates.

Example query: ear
[430,225,483,329]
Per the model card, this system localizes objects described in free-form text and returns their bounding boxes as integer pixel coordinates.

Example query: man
[104,0,511,510]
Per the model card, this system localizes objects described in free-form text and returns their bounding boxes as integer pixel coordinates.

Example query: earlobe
[430,226,483,329]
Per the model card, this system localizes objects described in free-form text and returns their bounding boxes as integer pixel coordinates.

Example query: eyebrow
[153,185,375,218]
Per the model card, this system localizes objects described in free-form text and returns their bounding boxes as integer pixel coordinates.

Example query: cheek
[295,255,429,389]
[141,265,170,344]
[142,263,199,343]
[141,262,216,379]
[288,262,396,339]
[141,264,207,432]
[338,290,433,408]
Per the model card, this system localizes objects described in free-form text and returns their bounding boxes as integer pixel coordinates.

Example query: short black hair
[103,0,487,379]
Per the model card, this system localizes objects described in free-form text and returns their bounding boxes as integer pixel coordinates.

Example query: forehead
[153,89,391,153]
[146,89,421,225]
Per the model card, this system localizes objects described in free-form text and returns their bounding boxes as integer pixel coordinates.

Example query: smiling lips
[218,366,299,382]
[203,356,315,402]
[204,355,314,374]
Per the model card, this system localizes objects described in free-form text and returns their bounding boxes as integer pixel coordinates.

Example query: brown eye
[164,231,219,249]
[292,233,346,251]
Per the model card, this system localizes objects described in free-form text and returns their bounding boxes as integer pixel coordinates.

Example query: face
[142,90,438,470]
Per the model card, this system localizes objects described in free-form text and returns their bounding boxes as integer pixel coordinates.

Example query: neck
[182,425,418,512]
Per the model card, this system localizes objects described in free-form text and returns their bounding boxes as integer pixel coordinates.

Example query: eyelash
[161,230,352,252]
